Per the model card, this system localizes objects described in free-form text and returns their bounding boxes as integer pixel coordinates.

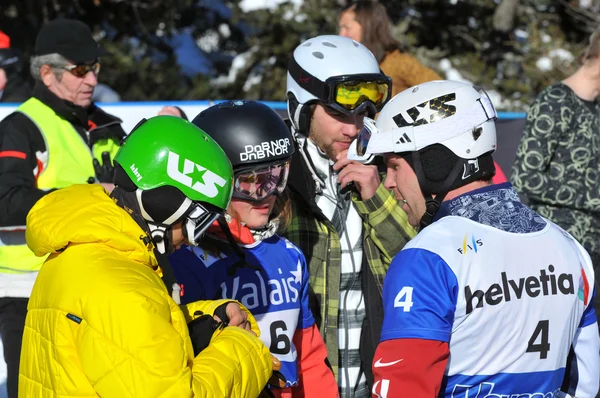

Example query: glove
[187,312,223,356]
[258,355,287,397]
[93,151,115,183]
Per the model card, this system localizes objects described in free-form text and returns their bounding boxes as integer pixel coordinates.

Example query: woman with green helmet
[19,115,273,397]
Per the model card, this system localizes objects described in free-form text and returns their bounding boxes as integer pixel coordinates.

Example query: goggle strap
[367,98,496,155]
[136,189,153,222]
[164,197,193,225]
[288,56,328,100]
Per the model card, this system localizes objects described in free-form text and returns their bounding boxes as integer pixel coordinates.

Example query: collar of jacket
[288,138,328,218]
[33,82,89,128]
[87,104,125,143]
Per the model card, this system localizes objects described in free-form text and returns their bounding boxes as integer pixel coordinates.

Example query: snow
[218,23,231,39]
[486,90,504,109]
[536,49,574,72]
[197,30,220,53]
[542,34,551,44]
[211,49,254,86]
[536,56,553,71]
[439,59,472,84]
[239,0,302,12]
[549,48,574,63]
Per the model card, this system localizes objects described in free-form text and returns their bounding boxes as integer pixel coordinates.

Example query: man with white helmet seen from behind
[349,80,600,397]
[284,35,416,398]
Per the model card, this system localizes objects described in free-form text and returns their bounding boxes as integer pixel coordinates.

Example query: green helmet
[114,115,234,253]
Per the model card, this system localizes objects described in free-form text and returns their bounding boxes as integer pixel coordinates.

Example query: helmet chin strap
[410,151,465,230]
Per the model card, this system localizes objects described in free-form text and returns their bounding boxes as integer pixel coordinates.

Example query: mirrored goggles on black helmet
[233,160,290,202]
[183,202,222,245]
[288,55,391,115]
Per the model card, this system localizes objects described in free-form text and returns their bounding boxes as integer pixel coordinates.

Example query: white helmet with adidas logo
[349,80,499,228]
[365,80,497,159]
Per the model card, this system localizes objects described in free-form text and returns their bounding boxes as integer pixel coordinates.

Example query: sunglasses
[60,62,101,78]
[233,161,290,202]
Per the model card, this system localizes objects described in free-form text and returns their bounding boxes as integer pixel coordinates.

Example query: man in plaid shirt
[282,35,416,398]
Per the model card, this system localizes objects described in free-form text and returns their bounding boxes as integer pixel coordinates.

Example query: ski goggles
[288,56,391,114]
[233,160,290,202]
[330,76,391,112]
[183,202,222,245]
[348,89,497,163]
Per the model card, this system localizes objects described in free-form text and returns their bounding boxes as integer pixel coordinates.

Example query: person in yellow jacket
[19,116,273,397]
[0,19,126,398]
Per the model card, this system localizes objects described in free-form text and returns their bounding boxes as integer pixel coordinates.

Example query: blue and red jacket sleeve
[372,248,458,397]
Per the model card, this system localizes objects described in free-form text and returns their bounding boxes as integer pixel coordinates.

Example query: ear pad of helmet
[138,186,190,225]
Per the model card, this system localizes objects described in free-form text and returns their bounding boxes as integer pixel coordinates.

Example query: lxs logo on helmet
[166,151,227,198]
[240,139,291,161]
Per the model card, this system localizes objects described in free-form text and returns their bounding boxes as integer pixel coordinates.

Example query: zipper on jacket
[324,229,331,344]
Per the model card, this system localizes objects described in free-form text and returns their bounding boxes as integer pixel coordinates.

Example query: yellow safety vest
[0,98,120,274]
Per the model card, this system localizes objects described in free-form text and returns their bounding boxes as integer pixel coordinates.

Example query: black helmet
[192,100,295,202]
[192,100,295,170]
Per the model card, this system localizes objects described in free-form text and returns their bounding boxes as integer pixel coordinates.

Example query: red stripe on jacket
[0,150,27,159]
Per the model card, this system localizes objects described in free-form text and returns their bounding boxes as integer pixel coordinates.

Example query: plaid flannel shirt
[284,181,416,378]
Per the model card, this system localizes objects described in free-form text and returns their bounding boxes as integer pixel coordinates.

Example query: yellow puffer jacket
[19,184,272,398]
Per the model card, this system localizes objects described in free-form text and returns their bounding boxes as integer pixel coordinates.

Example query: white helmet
[363,80,497,159]
[286,35,391,133]
[349,80,498,228]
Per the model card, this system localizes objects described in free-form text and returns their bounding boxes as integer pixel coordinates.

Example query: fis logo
[451,382,557,398]
[167,151,227,198]
[457,234,483,255]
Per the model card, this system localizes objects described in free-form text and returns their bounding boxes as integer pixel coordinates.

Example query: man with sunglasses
[351,80,599,397]
[0,18,125,397]
[283,35,416,398]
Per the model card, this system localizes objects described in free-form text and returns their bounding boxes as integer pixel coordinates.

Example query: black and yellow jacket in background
[0,83,124,284]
